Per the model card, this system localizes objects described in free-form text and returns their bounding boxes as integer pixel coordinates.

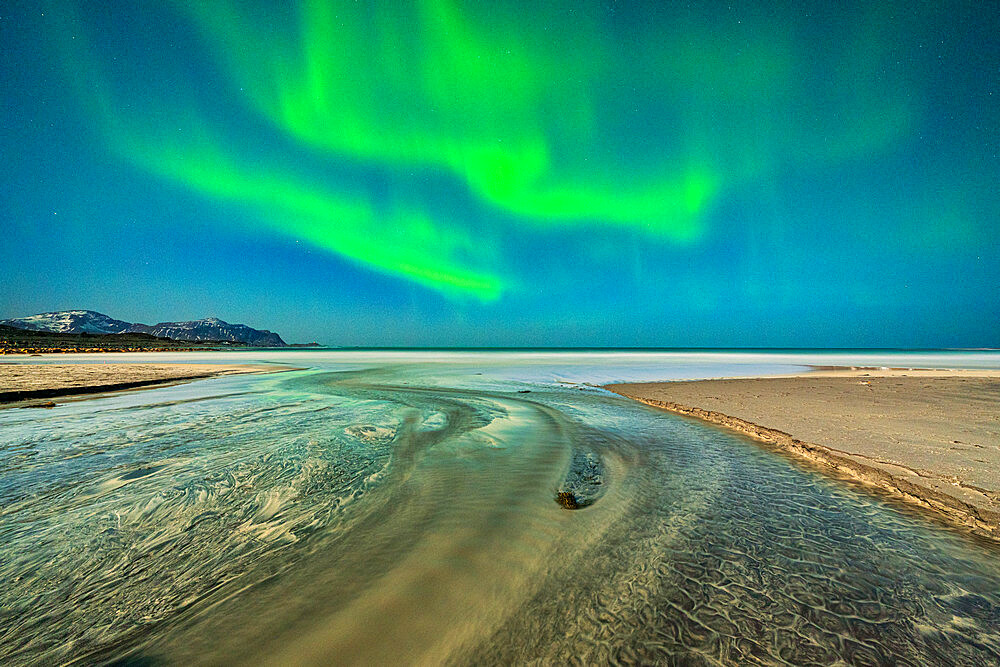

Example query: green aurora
[2,0,997,344]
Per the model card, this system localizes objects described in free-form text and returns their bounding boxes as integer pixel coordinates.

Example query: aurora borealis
[2,1,997,345]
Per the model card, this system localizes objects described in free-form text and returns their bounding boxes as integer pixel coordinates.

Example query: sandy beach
[606,369,1000,541]
[3,353,1000,663]
[0,363,295,404]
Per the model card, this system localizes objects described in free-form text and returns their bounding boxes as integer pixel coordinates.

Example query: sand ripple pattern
[0,366,999,665]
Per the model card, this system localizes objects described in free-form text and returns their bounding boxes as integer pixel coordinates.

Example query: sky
[1,0,997,346]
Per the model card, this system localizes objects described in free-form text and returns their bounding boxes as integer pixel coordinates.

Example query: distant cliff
[1,310,287,347]
[127,318,286,347]
[0,310,133,334]
[0,324,247,354]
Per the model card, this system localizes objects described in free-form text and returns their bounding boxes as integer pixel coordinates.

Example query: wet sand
[606,369,1000,541]
[0,363,296,404]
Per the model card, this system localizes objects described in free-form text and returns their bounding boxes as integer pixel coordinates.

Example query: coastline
[0,347,247,355]
[606,368,1000,542]
[0,363,300,405]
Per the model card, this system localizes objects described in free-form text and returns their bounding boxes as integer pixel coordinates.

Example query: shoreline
[606,367,1000,543]
[0,363,300,406]
[0,348,245,355]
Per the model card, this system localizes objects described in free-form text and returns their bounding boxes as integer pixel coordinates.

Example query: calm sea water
[1,350,999,664]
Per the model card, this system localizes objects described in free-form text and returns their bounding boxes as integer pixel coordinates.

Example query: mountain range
[0,310,287,347]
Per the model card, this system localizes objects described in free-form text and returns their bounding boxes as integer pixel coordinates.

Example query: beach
[606,368,1000,541]
[0,363,293,404]
[3,351,1000,663]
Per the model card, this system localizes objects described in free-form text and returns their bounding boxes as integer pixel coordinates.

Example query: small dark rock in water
[21,401,56,409]
[555,491,579,509]
[517,389,531,393]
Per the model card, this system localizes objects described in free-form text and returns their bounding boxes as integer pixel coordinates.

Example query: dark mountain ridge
[1,311,287,347]
[0,324,247,353]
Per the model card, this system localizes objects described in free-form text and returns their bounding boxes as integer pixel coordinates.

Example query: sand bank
[0,363,296,404]
[606,369,1000,541]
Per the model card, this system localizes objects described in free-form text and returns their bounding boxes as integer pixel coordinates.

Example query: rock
[20,401,56,409]
[555,491,579,510]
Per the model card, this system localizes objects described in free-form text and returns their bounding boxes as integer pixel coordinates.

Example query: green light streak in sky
[50,0,922,301]
[181,0,717,236]
[49,4,505,301]
[136,140,505,300]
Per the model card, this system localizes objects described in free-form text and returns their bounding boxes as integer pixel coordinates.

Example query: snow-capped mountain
[0,310,133,334]
[127,318,286,347]
[1,311,287,347]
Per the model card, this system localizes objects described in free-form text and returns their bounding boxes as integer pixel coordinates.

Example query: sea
[1,349,999,664]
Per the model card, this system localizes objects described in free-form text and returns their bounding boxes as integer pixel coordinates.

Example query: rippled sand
[1,360,999,664]
[607,371,1000,539]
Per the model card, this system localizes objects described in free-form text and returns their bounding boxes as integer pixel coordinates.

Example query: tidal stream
[1,351,999,665]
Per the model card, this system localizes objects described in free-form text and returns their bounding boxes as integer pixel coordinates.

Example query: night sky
[2,1,997,346]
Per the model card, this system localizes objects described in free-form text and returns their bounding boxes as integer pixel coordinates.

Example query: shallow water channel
[1,352,999,664]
